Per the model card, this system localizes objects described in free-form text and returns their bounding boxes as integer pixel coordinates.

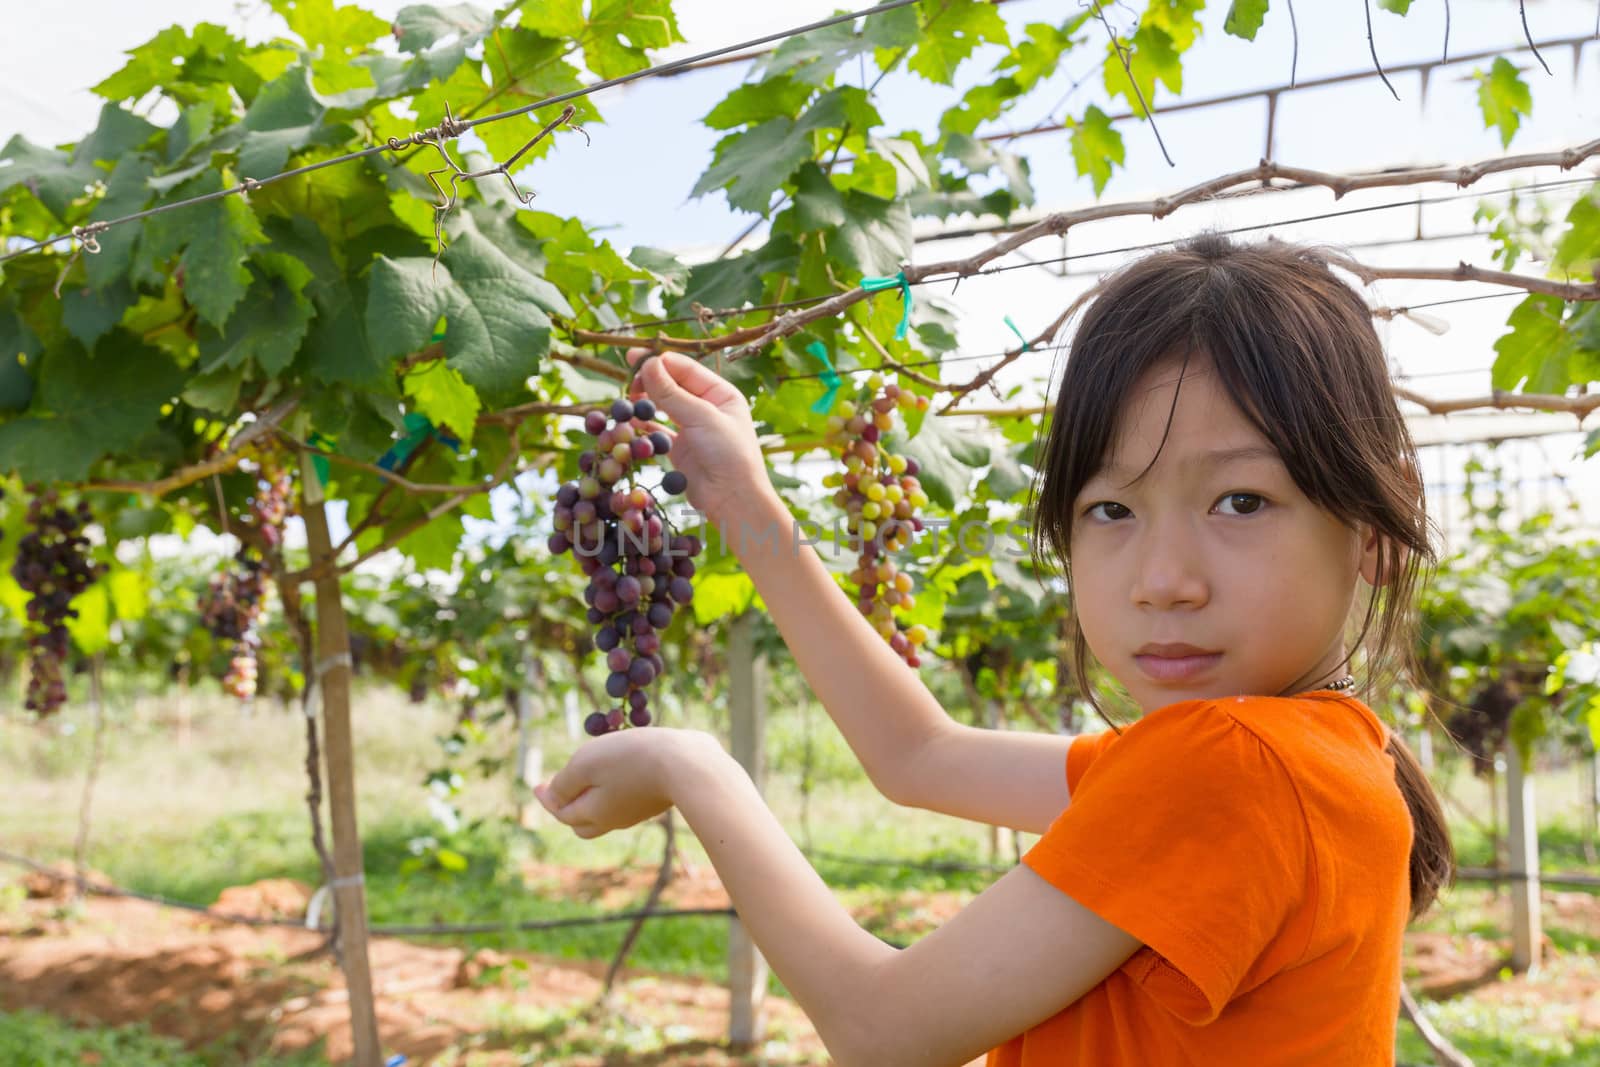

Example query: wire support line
[0,0,925,267]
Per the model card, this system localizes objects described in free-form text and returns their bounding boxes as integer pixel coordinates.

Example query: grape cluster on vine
[823,374,931,667]
[200,550,268,699]
[199,461,290,701]
[11,492,104,715]
[548,397,700,735]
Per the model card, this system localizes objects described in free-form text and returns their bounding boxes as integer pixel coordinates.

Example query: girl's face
[1068,353,1382,713]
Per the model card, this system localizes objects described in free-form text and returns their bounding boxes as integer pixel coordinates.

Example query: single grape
[585,711,609,737]
[648,431,671,456]
[629,707,652,728]
[605,672,630,699]
[611,397,635,422]
[584,411,608,435]
[628,658,656,686]
[661,470,688,496]
[634,398,656,421]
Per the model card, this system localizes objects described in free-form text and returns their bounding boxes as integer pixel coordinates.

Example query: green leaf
[196,253,316,376]
[585,0,681,80]
[0,307,42,414]
[516,0,585,38]
[906,0,1010,85]
[691,572,758,625]
[691,90,849,213]
[0,335,184,482]
[1103,23,1184,112]
[404,362,481,446]
[235,65,338,178]
[1070,105,1125,196]
[434,846,469,872]
[62,280,136,350]
[1224,0,1269,40]
[1476,57,1531,149]
[366,228,566,403]
[66,584,111,655]
[760,20,878,87]
[0,136,87,219]
[74,103,161,167]
[268,0,389,54]
[1377,0,1413,13]
[1491,295,1583,393]
[704,77,816,131]
[476,29,596,167]
[138,173,268,328]
[835,192,913,278]
[392,3,494,52]
[1552,188,1600,279]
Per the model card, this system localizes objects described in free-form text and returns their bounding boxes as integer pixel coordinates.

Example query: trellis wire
[0,0,925,267]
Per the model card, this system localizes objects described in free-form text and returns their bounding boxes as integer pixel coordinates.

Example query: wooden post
[300,458,382,1066]
[1504,737,1542,974]
[515,650,544,829]
[727,612,769,1051]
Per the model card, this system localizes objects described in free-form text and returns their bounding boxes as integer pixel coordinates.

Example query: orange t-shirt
[985,694,1412,1066]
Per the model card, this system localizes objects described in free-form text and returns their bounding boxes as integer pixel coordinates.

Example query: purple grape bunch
[547,396,702,735]
[200,549,268,700]
[10,491,105,716]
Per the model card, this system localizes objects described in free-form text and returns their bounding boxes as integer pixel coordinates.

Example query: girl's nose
[1128,519,1210,610]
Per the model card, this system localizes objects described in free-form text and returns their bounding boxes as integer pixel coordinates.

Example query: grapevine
[10,491,104,716]
[822,374,932,666]
[548,398,702,735]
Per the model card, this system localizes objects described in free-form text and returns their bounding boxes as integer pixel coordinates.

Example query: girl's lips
[1134,652,1222,683]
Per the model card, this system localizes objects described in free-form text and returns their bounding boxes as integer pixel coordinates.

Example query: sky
[2,0,1598,549]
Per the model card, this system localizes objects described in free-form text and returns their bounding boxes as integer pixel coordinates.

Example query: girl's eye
[1084,501,1132,521]
[1214,492,1265,516]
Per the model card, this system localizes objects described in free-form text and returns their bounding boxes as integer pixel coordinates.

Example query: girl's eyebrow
[1098,445,1281,481]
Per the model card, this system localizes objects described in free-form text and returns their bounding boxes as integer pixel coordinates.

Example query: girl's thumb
[642,353,712,422]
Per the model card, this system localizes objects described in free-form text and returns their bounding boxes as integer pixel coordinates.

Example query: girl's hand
[534,727,722,840]
[625,349,772,529]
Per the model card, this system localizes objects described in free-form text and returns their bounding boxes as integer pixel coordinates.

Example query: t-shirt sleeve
[1066,729,1122,795]
[1025,700,1314,1025]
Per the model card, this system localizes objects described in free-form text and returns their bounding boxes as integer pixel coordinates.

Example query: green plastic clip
[1004,315,1030,351]
[860,270,912,341]
[805,341,843,415]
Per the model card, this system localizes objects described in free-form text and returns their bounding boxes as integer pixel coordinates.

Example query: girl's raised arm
[629,351,1073,833]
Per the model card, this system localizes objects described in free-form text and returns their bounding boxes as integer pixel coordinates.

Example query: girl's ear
[1358,525,1385,588]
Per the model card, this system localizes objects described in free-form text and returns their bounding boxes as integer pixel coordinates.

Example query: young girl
[535,234,1457,1066]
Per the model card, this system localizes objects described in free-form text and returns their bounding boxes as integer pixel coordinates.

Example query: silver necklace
[1317,675,1357,692]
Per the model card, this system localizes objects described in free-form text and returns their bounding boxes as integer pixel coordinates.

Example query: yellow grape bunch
[823,374,932,667]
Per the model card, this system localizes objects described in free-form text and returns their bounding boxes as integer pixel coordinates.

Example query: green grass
[0,1009,327,1067]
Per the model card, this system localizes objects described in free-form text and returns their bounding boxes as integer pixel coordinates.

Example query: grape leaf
[137,172,267,328]
[0,335,183,482]
[1477,57,1531,149]
[62,280,136,350]
[906,0,1010,85]
[1070,104,1125,196]
[1552,189,1600,279]
[1492,295,1582,393]
[196,253,316,376]
[107,567,151,621]
[704,78,816,131]
[92,23,265,107]
[268,0,389,54]
[585,0,681,80]
[366,227,569,403]
[517,0,585,38]
[393,3,495,52]
[1224,0,1270,40]
[0,307,40,413]
[1104,24,1184,112]
[0,136,88,219]
[691,90,849,213]
[1376,0,1413,13]
[404,362,482,446]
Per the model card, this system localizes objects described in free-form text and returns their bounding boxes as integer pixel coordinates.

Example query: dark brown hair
[1029,233,1455,921]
